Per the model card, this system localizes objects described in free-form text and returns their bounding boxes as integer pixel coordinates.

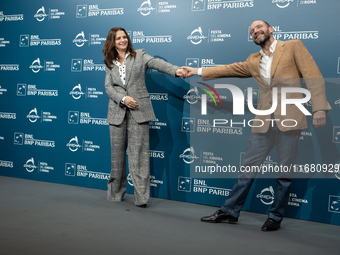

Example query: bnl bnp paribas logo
[332,127,340,144]
[34,6,65,22]
[19,34,61,47]
[0,11,24,22]
[0,64,19,71]
[248,25,319,42]
[71,59,105,72]
[191,0,254,11]
[68,111,107,125]
[329,195,340,213]
[76,4,124,18]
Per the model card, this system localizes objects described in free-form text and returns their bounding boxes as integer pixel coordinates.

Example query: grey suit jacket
[104,49,179,125]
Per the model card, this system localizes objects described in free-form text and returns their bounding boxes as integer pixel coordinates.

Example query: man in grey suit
[103,27,186,207]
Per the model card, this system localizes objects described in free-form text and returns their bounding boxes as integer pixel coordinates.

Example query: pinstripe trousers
[107,110,150,206]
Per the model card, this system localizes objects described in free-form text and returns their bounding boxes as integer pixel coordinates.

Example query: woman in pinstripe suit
[102,27,186,208]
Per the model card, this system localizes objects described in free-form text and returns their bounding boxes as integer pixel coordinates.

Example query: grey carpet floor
[0,176,339,255]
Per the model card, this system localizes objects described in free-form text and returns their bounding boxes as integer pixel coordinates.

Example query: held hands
[313,111,326,129]
[179,66,199,78]
[176,68,188,79]
[124,96,139,109]
[176,67,199,78]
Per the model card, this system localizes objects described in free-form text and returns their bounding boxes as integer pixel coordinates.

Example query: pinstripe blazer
[202,40,331,133]
[104,49,179,125]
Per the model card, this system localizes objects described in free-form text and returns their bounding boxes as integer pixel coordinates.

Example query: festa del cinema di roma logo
[273,0,294,9]
[137,0,155,16]
[196,83,312,128]
[256,186,275,205]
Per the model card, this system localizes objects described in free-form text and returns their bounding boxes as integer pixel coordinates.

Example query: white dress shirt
[259,39,277,85]
[113,53,129,104]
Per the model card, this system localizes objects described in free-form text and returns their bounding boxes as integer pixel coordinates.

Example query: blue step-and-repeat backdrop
[1,0,340,226]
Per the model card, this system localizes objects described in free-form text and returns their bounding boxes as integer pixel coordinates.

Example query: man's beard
[253,29,271,46]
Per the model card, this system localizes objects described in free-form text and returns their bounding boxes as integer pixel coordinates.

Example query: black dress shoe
[261,218,281,231]
[201,209,238,223]
[136,204,147,208]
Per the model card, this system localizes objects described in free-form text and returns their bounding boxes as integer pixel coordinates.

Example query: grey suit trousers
[107,110,150,205]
